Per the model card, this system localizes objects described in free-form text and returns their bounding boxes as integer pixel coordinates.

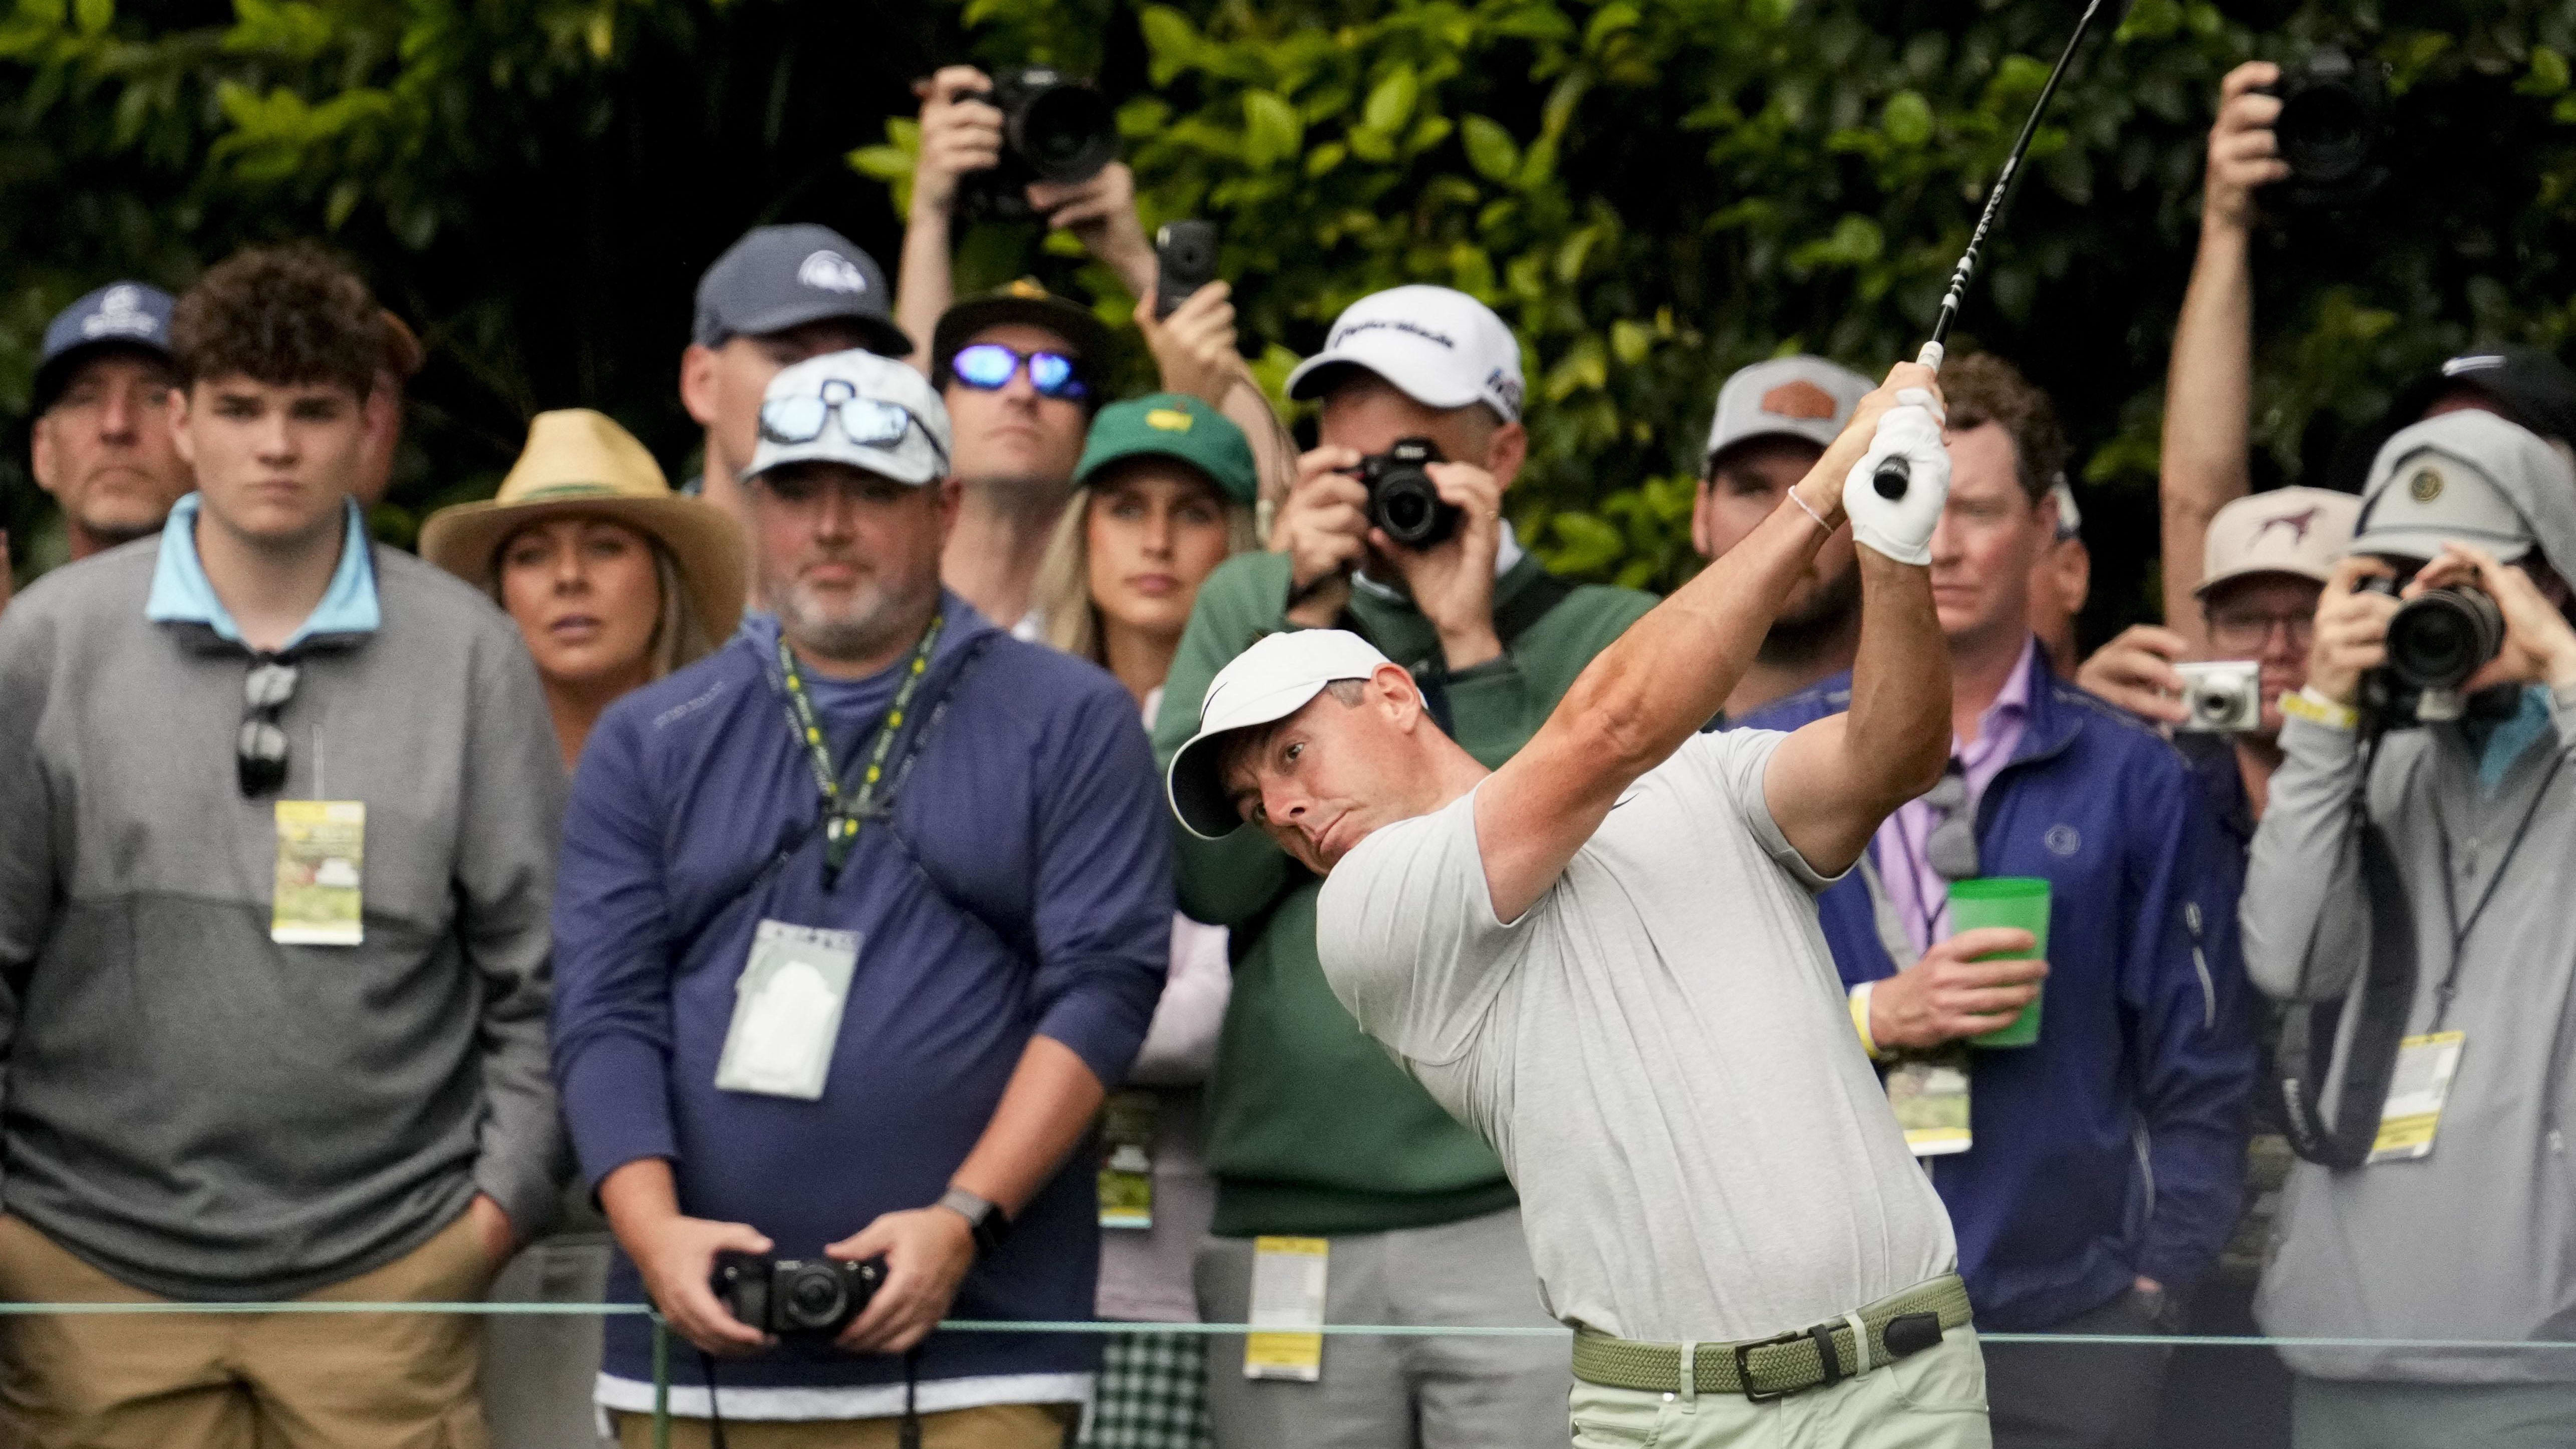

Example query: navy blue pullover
[552,601,1170,1403]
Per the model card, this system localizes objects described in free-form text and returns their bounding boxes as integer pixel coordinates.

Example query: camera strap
[2427,749,2566,1032]
[2278,736,2418,1170]
[694,1339,924,1447]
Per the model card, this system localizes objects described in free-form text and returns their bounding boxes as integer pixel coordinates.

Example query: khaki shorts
[608,1400,1077,1448]
[0,1209,497,1449]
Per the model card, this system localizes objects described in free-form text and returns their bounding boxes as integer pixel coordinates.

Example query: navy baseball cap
[692,224,908,358]
[33,282,177,415]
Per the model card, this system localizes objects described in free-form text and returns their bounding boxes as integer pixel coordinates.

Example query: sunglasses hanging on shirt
[238,658,301,797]
[946,342,1090,402]
[1920,766,1979,882]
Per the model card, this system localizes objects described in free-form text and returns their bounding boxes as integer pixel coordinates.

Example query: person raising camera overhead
[1148,284,1654,1449]
[2243,407,2576,1448]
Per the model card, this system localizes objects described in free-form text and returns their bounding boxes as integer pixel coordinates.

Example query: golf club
[1874,0,2113,501]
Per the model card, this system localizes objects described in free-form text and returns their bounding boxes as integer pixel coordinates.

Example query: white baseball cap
[1703,356,1875,463]
[2349,411,2563,564]
[745,349,953,487]
[1284,286,1525,423]
[1166,629,1400,839]
[2197,487,2361,596]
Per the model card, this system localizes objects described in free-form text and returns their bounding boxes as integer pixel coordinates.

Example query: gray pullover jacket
[0,536,566,1299]
[2241,697,2576,1383]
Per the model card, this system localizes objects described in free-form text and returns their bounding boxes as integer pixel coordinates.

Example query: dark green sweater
[1151,550,1656,1236]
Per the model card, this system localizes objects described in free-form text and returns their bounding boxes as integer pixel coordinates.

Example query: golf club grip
[1870,340,1949,499]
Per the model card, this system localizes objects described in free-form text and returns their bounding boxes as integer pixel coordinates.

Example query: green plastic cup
[1948,877,2051,1048]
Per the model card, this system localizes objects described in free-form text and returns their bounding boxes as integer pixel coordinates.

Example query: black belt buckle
[1735,1326,1829,1402]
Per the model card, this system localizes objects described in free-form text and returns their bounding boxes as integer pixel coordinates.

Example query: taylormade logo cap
[1285,286,1525,423]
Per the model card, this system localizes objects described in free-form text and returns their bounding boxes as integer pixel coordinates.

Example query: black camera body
[2359,576,2511,727]
[958,67,1119,220]
[710,1251,885,1338]
[2261,47,2390,210]
[1358,438,1459,549]
[1154,220,1219,321]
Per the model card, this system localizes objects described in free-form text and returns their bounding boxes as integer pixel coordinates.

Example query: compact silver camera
[2176,660,2263,733]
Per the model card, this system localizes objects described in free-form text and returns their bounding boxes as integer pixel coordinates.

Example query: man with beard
[552,348,1169,1444]
[1690,357,1874,721]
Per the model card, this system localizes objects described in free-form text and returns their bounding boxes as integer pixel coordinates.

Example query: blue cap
[35,282,177,414]
[692,224,909,358]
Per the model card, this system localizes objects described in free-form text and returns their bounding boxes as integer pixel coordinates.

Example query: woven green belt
[1572,1274,1973,1402]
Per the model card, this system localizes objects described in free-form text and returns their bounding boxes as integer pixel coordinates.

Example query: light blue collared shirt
[144,493,380,651]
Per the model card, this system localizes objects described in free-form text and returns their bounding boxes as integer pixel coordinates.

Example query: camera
[710,1251,884,1338]
[2260,47,2389,209]
[2387,584,2506,694]
[958,67,1119,220]
[2176,660,2264,733]
[1153,220,1218,321]
[1357,438,1460,549]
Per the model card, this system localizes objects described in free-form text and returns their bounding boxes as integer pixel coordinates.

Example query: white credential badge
[714,920,861,1101]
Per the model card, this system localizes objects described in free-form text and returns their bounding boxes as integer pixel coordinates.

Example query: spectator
[27,281,191,561]
[1738,353,2255,1449]
[1028,392,1257,1449]
[2244,409,2576,1448]
[422,407,745,768]
[680,222,912,548]
[552,348,1169,1446]
[353,308,424,509]
[1150,284,1654,1449]
[0,243,563,1445]
[1689,355,1875,719]
[2031,478,2091,672]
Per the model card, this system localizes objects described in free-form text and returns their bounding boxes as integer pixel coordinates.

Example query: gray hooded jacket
[2242,410,2576,1383]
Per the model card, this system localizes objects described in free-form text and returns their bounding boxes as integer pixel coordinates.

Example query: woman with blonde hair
[421,408,744,769]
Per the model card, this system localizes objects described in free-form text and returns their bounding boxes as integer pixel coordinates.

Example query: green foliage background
[9,0,2576,645]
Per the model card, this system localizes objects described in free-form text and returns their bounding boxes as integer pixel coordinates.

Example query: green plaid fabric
[1080,1328,1213,1449]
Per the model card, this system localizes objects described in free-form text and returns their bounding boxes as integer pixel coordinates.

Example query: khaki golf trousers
[1567,1326,1993,1449]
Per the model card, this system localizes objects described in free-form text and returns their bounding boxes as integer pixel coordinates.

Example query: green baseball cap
[1073,393,1258,506]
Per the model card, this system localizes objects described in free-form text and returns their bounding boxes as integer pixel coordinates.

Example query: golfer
[1165,362,1991,1447]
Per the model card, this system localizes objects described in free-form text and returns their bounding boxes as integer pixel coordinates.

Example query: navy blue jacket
[552,602,1170,1393]
[1738,648,2255,1330]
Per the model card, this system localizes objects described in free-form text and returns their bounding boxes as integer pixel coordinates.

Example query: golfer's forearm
[1841,550,1951,810]
[2159,220,2255,639]
[949,1036,1105,1218]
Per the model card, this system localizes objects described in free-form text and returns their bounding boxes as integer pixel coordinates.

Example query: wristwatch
[937,1186,1012,1257]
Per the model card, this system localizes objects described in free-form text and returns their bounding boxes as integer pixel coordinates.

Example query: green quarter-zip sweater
[1152,549,1655,1236]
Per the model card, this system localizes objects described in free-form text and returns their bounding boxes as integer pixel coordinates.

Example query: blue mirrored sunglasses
[757,379,948,466]
[948,342,1089,401]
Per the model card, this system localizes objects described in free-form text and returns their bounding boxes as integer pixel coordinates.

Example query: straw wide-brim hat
[420,408,746,644]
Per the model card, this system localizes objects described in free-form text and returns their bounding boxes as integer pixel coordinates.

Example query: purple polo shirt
[1873,635,2038,956]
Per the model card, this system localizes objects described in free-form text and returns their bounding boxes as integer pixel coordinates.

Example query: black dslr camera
[958,67,1119,220]
[710,1251,885,1337]
[2261,47,2390,209]
[2360,576,2509,725]
[1357,437,1460,549]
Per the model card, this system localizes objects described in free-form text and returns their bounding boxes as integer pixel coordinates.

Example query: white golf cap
[1284,286,1525,423]
[2197,487,2361,596]
[1703,356,1875,463]
[1166,629,1398,839]
[2349,411,2562,563]
[745,349,953,487]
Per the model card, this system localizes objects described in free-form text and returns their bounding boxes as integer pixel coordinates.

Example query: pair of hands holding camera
[911,65,1156,296]
[604,1158,973,1359]
[2308,545,2576,704]
[1276,444,1507,670]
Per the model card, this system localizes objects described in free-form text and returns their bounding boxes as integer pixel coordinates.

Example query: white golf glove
[1842,388,1950,566]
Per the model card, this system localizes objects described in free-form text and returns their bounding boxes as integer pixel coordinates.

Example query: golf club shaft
[1874,0,2109,499]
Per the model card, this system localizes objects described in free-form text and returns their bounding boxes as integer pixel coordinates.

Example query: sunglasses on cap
[947,343,1089,402]
[758,377,950,465]
[239,659,300,797]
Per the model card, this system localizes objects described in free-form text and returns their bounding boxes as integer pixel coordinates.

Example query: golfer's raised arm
[1477,362,1949,922]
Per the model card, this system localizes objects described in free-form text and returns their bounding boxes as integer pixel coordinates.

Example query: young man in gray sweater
[0,243,566,1447]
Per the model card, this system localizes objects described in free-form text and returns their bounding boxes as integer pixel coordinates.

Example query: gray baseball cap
[2350,411,2572,564]
[1703,356,1874,465]
[34,282,177,415]
[693,224,909,358]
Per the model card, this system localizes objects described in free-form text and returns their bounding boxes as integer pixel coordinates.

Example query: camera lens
[2278,88,2369,183]
[782,1265,847,1328]
[1016,84,1118,182]
[2387,587,2506,692]
[2194,689,2237,721]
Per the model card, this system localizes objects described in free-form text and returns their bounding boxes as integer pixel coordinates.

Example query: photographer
[1149,284,1654,1449]
[2242,409,2576,1447]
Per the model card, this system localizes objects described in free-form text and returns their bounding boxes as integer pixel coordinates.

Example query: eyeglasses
[1921,764,1979,882]
[2207,608,2315,653]
[759,378,949,463]
[947,343,1089,402]
[239,659,300,797]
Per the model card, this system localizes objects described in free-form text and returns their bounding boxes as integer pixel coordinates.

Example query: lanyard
[2428,746,2566,1032]
[775,613,944,888]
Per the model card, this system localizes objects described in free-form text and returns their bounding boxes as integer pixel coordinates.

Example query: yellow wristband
[2279,686,2360,732]
[1849,982,1886,1061]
